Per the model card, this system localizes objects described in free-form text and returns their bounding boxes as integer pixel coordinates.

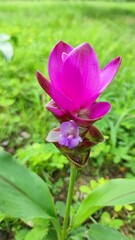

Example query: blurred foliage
[100,211,123,230]
[0,1,135,239]
[15,143,68,174]
[0,1,134,173]
[79,177,107,195]
[0,211,6,223]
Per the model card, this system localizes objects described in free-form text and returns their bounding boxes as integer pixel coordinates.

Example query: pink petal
[60,43,100,108]
[88,102,111,120]
[46,100,68,121]
[67,102,111,128]
[36,71,79,113]
[99,56,122,94]
[48,41,73,91]
[82,93,99,110]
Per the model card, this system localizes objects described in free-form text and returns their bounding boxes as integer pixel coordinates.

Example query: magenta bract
[37,41,122,166]
[36,41,122,127]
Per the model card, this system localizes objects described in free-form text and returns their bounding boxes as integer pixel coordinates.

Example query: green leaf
[25,227,48,240]
[0,97,15,107]
[33,218,50,228]
[73,179,135,228]
[100,211,123,230]
[100,212,111,225]
[0,151,56,221]
[124,204,133,211]
[24,219,50,240]
[0,211,5,222]
[110,219,123,230]
[15,229,28,240]
[88,224,130,240]
[68,226,88,240]
[56,201,66,218]
[79,185,91,194]
[45,228,58,240]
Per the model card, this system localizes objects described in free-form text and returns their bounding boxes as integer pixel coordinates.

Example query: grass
[0,0,135,238]
[0,0,135,161]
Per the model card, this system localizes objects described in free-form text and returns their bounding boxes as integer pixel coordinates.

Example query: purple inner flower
[58,120,82,149]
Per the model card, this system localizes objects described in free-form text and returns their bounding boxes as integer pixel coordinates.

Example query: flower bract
[37,40,122,166]
[36,41,121,127]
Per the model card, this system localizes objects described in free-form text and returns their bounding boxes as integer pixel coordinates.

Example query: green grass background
[0,0,135,168]
[0,1,135,238]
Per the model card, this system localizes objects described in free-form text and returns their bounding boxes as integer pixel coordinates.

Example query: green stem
[62,164,77,240]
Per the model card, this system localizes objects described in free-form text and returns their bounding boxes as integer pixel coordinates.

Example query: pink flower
[36,41,122,127]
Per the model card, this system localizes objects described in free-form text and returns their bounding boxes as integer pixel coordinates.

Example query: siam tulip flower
[36,41,122,166]
[36,41,122,128]
[46,120,104,167]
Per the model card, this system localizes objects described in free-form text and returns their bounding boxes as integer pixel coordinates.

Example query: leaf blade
[0,151,56,221]
[73,179,135,228]
[88,224,130,240]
